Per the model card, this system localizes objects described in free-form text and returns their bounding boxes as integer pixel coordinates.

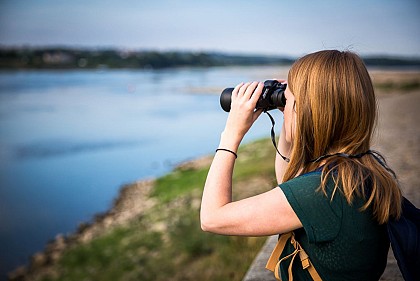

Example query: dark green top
[278,171,389,281]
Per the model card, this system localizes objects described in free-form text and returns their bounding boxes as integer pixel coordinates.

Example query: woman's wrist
[215,148,237,158]
[218,130,242,153]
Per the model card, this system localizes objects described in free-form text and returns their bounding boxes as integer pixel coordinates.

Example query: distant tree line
[0,47,419,69]
[0,47,293,69]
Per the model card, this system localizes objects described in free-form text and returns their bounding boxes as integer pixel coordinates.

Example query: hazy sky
[0,0,419,57]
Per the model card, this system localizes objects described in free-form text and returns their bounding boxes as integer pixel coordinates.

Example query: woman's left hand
[220,81,264,149]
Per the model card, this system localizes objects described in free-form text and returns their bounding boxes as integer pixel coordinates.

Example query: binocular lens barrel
[220,88,235,112]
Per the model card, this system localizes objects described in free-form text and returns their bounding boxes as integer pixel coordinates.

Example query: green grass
[152,166,209,202]
[54,225,163,281]
[234,138,277,180]
[37,138,276,281]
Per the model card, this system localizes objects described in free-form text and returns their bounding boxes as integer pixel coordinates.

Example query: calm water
[0,66,287,277]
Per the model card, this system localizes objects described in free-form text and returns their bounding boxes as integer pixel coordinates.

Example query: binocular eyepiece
[220,80,287,112]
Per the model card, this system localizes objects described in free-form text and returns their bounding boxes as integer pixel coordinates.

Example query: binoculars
[220,80,287,112]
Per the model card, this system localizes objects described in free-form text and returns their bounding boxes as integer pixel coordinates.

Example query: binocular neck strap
[265,111,290,163]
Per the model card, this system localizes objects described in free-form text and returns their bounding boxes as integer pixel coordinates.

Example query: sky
[0,0,419,57]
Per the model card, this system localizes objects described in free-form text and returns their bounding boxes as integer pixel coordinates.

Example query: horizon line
[1,44,419,60]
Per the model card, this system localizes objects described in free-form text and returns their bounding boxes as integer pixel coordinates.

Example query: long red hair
[284,50,401,224]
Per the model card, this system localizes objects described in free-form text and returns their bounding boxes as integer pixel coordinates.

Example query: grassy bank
[21,138,277,281]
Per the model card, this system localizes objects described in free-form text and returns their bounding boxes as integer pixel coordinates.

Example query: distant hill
[0,47,294,69]
[0,47,419,69]
[363,56,420,67]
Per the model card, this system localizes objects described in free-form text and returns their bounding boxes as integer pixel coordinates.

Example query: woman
[200,50,402,280]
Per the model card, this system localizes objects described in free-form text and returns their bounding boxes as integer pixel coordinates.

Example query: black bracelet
[215,148,238,159]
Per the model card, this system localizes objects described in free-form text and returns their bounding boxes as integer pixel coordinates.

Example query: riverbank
[9,70,420,280]
[9,138,278,280]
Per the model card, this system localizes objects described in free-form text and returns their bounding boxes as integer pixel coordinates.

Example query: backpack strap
[266,232,322,281]
[387,197,420,281]
[266,232,293,272]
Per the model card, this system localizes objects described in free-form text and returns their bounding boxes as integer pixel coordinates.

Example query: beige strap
[266,232,293,272]
[299,248,322,281]
[265,232,322,281]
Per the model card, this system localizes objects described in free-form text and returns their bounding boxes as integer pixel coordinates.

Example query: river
[0,66,288,278]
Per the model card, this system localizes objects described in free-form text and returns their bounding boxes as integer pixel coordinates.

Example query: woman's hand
[219,81,264,150]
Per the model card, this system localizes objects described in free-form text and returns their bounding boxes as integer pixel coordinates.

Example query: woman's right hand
[219,81,264,151]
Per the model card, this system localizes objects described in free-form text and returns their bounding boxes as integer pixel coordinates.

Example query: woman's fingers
[232,82,244,100]
[250,82,264,105]
[232,81,263,109]
[236,82,252,102]
[243,81,259,100]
